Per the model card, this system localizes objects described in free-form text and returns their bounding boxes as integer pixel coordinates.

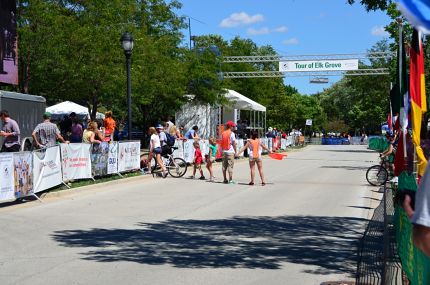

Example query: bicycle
[150,146,187,178]
[366,156,390,186]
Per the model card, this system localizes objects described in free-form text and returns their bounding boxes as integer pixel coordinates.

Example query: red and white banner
[0,153,15,201]
[60,143,92,181]
[33,146,63,193]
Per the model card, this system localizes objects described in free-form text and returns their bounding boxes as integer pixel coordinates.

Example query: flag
[394,26,408,175]
[410,28,428,176]
[398,0,430,35]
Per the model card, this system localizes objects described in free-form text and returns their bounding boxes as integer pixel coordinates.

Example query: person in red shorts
[190,141,205,180]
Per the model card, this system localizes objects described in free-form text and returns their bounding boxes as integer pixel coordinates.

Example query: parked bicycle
[150,146,187,178]
[366,156,390,186]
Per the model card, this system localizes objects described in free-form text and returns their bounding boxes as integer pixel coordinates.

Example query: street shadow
[321,150,375,154]
[320,165,369,171]
[347,206,373,210]
[52,215,367,275]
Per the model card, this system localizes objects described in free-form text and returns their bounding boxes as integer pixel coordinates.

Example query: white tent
[223,89,266,112]
[46,101,105,120]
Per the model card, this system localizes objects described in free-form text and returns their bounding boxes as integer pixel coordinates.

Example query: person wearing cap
[220,121,237,184]
[156,124,171,155]
[0,109,21,152]
[32,112,69,149]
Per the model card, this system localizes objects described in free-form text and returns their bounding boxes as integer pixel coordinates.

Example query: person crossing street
[220,121,237,184]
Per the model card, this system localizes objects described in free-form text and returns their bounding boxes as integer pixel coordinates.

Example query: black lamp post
[121,32,134,140]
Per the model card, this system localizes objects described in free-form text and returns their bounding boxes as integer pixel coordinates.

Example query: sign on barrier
[107,142,118,174]
[118,141,141,172]
[13,152,33,198]
[91,142,110,177]
[183,140,194,163]
[172,140,184,160]
[61,143,92,181]
[33,146,63,193]
[281,139,287,150]
[0,153,15,201]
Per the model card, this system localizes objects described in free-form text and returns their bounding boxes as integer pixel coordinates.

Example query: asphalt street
[0,144,381,285]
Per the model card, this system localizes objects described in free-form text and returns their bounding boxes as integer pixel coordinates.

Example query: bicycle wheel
[167,157,187,178]
[366,165,388,186]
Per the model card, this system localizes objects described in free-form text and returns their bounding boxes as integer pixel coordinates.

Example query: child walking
[206,137,217,182]
[191,141,205,180]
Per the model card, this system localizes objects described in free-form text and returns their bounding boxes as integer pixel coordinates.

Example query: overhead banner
[0,153,14,201]
[91,142,110,177]
[33,146,63,193]
[117,141,141,172]
[107,142,118,174]
[279,59,359,72]
[13,151,33,198]
[60,143,92,181]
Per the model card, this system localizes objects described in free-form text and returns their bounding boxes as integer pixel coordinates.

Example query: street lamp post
[121,32,134,140]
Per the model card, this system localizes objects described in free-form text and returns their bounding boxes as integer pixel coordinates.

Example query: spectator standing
[0,109,21,152]
[206,137,217,182]
[82,122,101,144]
[237,132,271,186]
[103,111,116,142]
[403,163,430,256]
[147,127,167,178]
[176,125,186,140]
[220,121,237,184]
[185,125,199,140]
[190,141,205,180]
[32,112,68,149]
[70,117,83,143]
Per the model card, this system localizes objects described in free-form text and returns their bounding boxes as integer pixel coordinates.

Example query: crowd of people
[0,109,120,152]
[145,120,273,185]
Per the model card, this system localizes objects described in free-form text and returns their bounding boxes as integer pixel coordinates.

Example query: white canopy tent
[222,89,266,135]
[46,101,105,121]
[223,89,266,112]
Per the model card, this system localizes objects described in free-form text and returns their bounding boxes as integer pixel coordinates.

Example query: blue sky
[176,0,392,95]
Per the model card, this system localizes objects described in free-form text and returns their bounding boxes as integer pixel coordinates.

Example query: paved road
[0,145,381,285]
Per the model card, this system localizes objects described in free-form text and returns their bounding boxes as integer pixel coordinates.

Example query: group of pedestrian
[0,109,119,153]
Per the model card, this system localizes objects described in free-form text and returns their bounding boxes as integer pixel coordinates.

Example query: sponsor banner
[118,142,141,172]
[91,142,110,177]
[172,140,184,160]
[262,138,269,153]
[61,143,92,181]
[286,137,293,146]
[107,142,118,174]
[13,152,33,198]
[183,140,194,163]
[279,59,359,72]
[281,139,287,150]
[0,153,15,201]
[33,146,63,193]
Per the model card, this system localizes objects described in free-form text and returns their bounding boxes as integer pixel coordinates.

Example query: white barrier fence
[0,141,141,202]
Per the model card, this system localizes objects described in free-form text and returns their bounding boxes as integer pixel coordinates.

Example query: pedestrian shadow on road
[52,215,368,275]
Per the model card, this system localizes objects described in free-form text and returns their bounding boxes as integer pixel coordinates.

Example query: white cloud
[247,27,270,35]
[220,12,264,28]
[274,26,288,33]
[282,38,299,45]
[371,26,389,37]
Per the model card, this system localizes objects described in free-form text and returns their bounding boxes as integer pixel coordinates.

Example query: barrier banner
[199,140,209,157]
[236,139,244,157]
[286,137,293,147]
[262,138,269,153]
[107,142,118,174]
[91,142,110,176]
[0,153,15,201]
[13,152,33,198]
[118,141,140,172]
[33,146,63,193]
[183,140,194,163]
[172,140,184,160]
[61,143,92,181]
[281,139,287,150]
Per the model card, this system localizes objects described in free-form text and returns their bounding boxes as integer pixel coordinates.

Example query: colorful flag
[394,26,408,175]
[398,0,430,35]
[410,28,427,176]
